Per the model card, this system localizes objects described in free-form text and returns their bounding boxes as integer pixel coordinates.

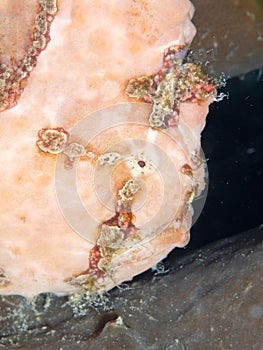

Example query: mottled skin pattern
[0,0,57,111]
[0,0,212,297]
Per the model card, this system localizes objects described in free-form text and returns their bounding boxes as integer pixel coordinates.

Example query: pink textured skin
[0,0,212,298]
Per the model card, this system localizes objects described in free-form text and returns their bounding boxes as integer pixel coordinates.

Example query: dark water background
[190,68,263,249]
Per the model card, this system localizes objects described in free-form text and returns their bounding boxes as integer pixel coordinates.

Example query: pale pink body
[0,0,211,298]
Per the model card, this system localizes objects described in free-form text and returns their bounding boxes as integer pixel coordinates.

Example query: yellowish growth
[98,152,121,165]
[39,0,58,15]
[0,0,58,111]
[125,75,153,98]
[125,46,217,129]
[36,127,68,154]
[185,185,199,205]
[97,226,124,250]
[118,178,140,202]
[63,142,86,158]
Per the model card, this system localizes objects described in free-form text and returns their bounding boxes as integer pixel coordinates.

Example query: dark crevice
[91,311,119,338]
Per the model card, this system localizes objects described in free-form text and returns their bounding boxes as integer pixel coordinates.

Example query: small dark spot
[138,160,146,168]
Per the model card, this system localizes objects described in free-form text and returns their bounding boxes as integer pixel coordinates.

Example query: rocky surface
[0,226,262,349]
[192,0,263,77]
